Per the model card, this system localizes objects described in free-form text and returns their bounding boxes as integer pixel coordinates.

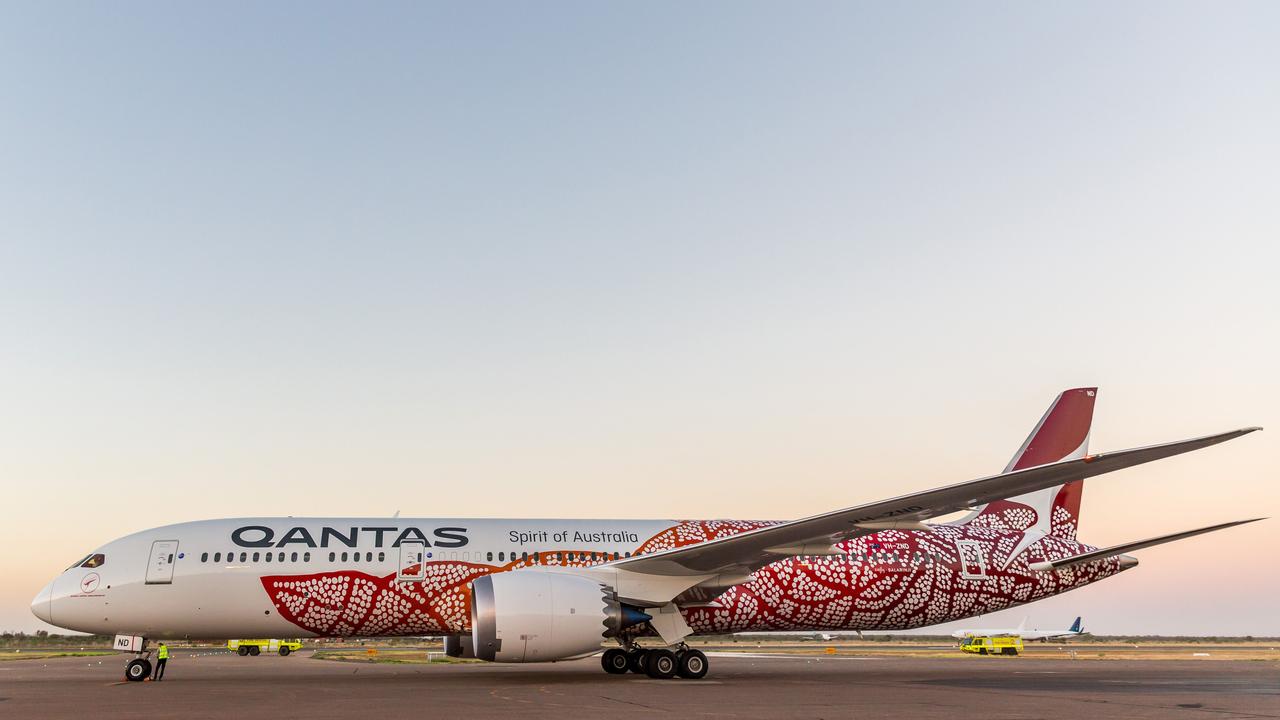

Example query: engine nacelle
[471,570,633,662]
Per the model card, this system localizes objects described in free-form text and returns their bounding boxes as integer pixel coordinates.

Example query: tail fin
[1069,617,1082,633]
[964,387,1096,539]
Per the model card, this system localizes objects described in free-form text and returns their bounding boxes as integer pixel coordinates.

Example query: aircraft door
[145,540,179,584]
[955,540,988,579]
[398,541,426,582]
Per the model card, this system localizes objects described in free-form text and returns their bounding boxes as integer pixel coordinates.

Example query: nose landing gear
[125,658,151,682]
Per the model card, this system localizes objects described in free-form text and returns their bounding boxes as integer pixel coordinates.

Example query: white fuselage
[33,517,676,639]
[33,515,1124,641]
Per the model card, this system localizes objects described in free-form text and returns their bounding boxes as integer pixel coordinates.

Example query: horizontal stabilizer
[1028,518,1264,572]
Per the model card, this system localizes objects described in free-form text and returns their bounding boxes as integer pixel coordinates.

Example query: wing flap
[612,427,1259,578]
[1028,518,1263,571]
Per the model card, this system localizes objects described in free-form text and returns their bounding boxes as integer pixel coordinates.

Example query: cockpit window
[66,555,92,570]
[80,554,106,568]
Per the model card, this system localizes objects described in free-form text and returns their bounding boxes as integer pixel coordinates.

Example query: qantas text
[231,525,468,549]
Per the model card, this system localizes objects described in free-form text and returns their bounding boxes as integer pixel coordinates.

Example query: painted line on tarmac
[704,652,876,660]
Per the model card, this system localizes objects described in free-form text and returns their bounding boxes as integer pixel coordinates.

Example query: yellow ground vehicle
[960,635,1023,656]
[227,639,303,657]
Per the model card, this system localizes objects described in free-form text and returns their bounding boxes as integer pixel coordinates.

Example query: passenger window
[265,552,272,563]
[201,552,209,562]
[81,554,106,569]
[486,552,493,561]
[304,552,311,562]
[291,552,298,562]
[329,552,336,562]
[498,552,505,561]
[253,552,261,562]
[366,552,372,562]
[625,552,631,558]
[378,551,385,562]
[239,552,247,562]
[341,552,348,562]
[214,552,221,562]
[591,552,598,562]
[557,552,564,562]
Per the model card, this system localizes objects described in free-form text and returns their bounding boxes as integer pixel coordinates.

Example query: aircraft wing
[1027,518,1264,572]
[610,427,1259,579]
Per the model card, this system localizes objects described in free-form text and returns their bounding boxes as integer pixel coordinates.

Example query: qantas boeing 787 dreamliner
[32,388,1261,681]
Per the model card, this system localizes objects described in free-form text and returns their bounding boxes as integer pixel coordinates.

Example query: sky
[1,1,1277,635]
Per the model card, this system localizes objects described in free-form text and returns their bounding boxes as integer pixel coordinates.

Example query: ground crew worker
[152,643,169,681]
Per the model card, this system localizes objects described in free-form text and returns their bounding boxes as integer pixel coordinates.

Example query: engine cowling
[471,570,640,662]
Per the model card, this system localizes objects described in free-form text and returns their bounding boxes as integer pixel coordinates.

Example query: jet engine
[470,570,650,662]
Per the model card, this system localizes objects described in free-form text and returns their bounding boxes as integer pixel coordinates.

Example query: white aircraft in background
[952,616,1084,641]
[31,388,1262,682]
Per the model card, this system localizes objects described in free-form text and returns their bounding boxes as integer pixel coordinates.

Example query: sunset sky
[1,1,1277,635]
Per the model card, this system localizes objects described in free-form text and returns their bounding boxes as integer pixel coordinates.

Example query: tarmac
[2,648,1277,719]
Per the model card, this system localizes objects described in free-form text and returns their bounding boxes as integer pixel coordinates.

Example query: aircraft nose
[31,580,54,624]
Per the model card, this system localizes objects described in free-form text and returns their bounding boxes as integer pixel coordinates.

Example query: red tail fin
[966,387,1096,539]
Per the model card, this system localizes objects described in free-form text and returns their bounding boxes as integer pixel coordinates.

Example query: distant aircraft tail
[962,387,1096,539]
[1069,617,1083,633]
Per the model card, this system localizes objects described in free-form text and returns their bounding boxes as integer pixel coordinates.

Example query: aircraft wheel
[626,649,648,674]
[238,646,249,656]
[125,659,151,682]
[601,649,629,674]
[279,647,291,657]
[676,649,708,679]
[248,646,260,656]
[644,648,677,679]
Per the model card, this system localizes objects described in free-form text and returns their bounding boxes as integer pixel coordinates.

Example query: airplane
[951,616,1084,641]
[31,387,1263,681]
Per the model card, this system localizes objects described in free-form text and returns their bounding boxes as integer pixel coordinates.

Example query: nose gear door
[145,540,179,584]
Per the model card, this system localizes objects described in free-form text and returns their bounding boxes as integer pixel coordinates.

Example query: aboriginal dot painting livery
[32,388,1263,681]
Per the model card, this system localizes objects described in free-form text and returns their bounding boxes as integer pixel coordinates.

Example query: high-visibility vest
[158,646,169,659]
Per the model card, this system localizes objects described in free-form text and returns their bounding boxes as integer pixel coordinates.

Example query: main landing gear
[601,645,709,680]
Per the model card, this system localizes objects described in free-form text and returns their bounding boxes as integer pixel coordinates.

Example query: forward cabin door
[145,540,179,584]
[398,540,426,582]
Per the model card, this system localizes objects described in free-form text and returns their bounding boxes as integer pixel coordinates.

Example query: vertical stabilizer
[963,387,1096,540]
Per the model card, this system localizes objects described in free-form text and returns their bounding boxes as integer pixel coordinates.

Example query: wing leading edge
[611,427,1260,579]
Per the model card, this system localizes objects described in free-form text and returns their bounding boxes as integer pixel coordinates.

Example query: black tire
[125,659,150,682]
[601,649,629,674]
[676,649,708,679]
[279,646,291,657]
[644,648,677,679]
[248,645,260,656]
[238,646,249,656]
[626,649,648,674]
